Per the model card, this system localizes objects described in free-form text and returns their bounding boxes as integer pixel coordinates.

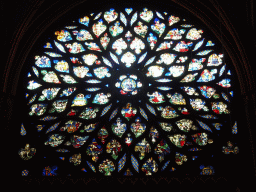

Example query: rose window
[21,7,237,176]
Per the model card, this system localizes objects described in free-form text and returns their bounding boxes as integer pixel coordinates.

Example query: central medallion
[121,78,136,92]
[115,74,142,95]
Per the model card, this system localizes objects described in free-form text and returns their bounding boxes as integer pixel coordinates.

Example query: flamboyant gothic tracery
[20,6,238,176]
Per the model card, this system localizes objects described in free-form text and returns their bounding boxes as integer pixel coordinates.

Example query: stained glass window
[20,6,238,176]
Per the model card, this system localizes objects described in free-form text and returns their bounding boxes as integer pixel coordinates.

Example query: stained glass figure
[190,98,209,111]
[19,144,36,160]
[39,88,60,101]
[35,56,51,68]
[100,33,110,49]
[116,75,142,95]
[111,118,127,138]
[60,74,77,83]
[73,29,93,41]
[158,106,179,118]
[55,30,72,42]
[82,123,98,133]
[79,16,89,26]
[60,120,82,133]
[180,73,198,83]
[156,41,173,51]
[44,134,65,147]
[104,9,118,23]
[154,139,170,162]
[211,102,230,114]
[186,28,203,40]
[134,22,148,38]
[149,126,159,144]
[151,18,165,37]
[173,41,193,52]
[65,42,85,53]
[69,153,82,166]
[176,119,197,132]
[159,122,172,132]
[197,69,217,82]
[42,166,58,176]
[188,58,206,71]
[82,54,97,66]
[140,8,153,22]
[92,93,111,104]
[191,133,209,146]
[131,117,146,138]
[121,103,137,121]
[92,19,107,38]
[98,127,108,144]
[208,53,223,66]
[147,33,157,49]
[146,66,164,77]
[157,53,177,65]
[94,67,111,78]
[222,141,239,154]
[42,71,61,84]
[125,133,133,146]
[29,104,47,116]
[165,28,186,39]
[106,139,122,160]
[175,152,187,165]
[167,93,186,105]
[71,94,89,106]
[169,15,180,26]
[217,79,231,88]
[71,135,89,148]
[86,138,103,161]
[141,157,158,175]
[99,159,115,176]
[50,100,68,113]
[169,134,186,148]
[84,42,101,52]
[44,42,52,48]
[109,21,123,37]
[27,80,42,90]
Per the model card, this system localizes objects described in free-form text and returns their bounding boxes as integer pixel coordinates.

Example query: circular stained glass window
[22,6,237,176]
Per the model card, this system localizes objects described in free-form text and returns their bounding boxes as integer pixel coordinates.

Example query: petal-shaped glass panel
[104,9,118,23]
[146,66,164,77]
